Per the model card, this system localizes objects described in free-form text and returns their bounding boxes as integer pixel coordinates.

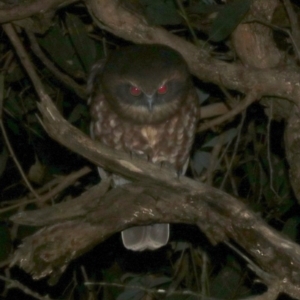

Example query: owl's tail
[121,224,169,251]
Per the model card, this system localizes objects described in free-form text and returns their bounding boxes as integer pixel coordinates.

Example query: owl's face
[98,44,192,124]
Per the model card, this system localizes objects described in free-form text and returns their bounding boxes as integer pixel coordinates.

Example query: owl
[88,44,199,251]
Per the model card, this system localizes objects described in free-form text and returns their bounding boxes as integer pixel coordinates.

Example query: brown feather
[90,88,198,172]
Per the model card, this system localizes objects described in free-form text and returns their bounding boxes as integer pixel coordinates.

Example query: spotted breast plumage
[88,44,199,251]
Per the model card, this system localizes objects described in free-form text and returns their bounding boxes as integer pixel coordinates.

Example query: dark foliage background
[0,0,299,299]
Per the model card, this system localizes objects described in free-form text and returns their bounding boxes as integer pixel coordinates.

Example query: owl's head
[95,44,192,124]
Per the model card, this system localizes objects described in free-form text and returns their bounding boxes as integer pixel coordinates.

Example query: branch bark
[8,95,300,298]
[1,0,300,103]
[0,0,76,23]
[3,0,300,298]
[85,0,300,103]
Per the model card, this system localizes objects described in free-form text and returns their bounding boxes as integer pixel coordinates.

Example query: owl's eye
[129,86,142,96]
[157,84,167,94]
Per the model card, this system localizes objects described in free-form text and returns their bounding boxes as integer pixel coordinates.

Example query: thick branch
[86,0,300,103]
[0,0,76,23]
[9,95,300,298]
[3,1,300,298]
[1,0,300,103]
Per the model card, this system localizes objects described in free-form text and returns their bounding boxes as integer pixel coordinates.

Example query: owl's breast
[140,126,158,148]
[90,92,198,172]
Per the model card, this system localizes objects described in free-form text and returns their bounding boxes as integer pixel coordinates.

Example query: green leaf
[209,0,252,42]
[202,128,238,148]
[192,151,211,174]
[6,118,19,135]
[140,0,181,25]
[0,147,8,178]
[5,92,32,120]
[190,2,220,14]
[282,217,300,241]
[67,103,88,124]
[65,13,100,72]
[0,224,11,262]
[38,19,85,78]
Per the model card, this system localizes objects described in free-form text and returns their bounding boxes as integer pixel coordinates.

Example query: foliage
[0,0,299,299]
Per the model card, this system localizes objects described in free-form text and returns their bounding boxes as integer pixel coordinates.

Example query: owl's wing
[122,224,170,251]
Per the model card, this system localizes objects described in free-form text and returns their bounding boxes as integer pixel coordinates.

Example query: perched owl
[88,44,199,251]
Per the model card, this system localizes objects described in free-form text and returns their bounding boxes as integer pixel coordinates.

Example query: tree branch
[86,0,300,103]
[8,95,300,298]
[3,1,300,298]
[1,0,300,103]
[0,0,76,23]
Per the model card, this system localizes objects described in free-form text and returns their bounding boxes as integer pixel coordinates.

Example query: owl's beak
[146,95,154,112]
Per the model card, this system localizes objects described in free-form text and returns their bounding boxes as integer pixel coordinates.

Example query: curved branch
[2,0,300,104]
[198,92,258,132]
[8,94,300,299]
[0,0,76,23]
[86,0,300,103]
[3,1,300,298]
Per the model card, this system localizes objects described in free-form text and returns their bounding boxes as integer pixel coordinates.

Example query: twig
[224,155,238,196]
[220,110,246,190]
[198,92,258,132]
[1,174,62,206]
[201,251,208,297]
[176,0,200,47]
[85,280,221,300]
[224,242,275,285]
[0,274,54,300]
[0,71,40,200]
[283,0,300,59]
[0,0,77,23]
[200,103,229,119]
[266,102,280,200]
[206,132,225,186]
[25,29,87,99]
[240,284,280,300]
[190,247,201,296]
[0,166,91,214]
[2,23,46,99]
